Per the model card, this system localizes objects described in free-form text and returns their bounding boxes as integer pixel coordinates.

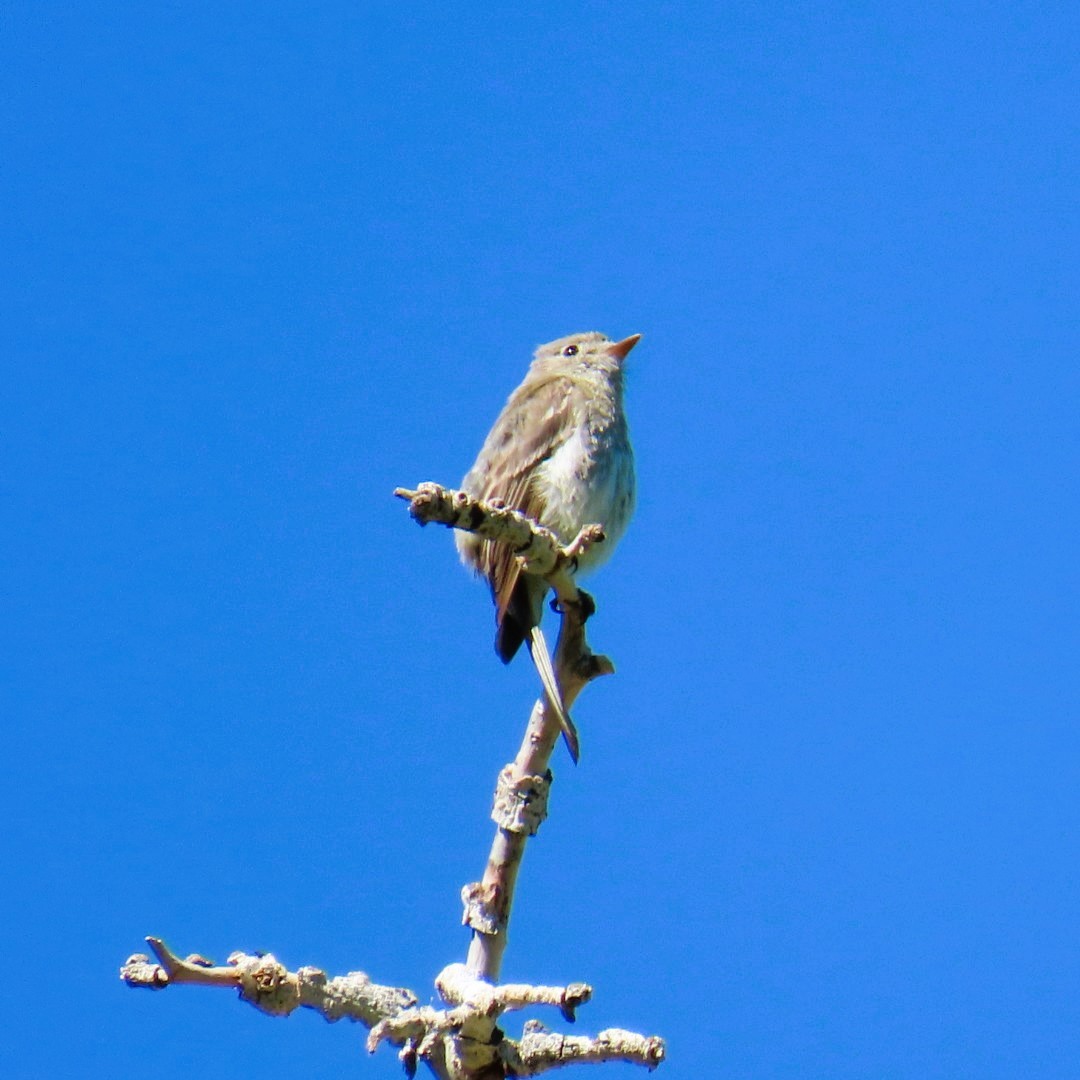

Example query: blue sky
[4,3,1080,1077]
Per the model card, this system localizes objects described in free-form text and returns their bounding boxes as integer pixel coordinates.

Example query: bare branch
[436,963,592,1022]
[503,1022,667,1074]
[122,939,663,1077]
[121,937,416,1025]
[118,479,665,1077]
[393,482,607,583]
[462,587,614,983]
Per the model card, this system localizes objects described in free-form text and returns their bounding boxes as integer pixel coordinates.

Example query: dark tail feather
[495,610,526,662]
[494,576,540,663]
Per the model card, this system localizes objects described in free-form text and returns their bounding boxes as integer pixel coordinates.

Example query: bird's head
[533,331,641,376]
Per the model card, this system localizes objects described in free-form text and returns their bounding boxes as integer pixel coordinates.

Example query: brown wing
[460,373,582,657]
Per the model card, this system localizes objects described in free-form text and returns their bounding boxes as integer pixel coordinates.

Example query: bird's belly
[536,428,634,575]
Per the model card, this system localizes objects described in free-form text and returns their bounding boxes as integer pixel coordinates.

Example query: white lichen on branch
[121,938,664,1077]
[508,1021,667,1074]
[121,936,415,1024]
[118,479,666,1078]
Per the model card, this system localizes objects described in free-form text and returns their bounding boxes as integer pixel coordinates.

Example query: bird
[456,330,639,761]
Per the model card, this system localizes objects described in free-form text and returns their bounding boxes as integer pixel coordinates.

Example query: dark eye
[562,344,578,357]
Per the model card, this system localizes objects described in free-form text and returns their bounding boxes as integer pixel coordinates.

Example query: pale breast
[534,419,635,576]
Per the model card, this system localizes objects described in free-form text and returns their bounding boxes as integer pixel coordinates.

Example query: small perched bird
[456,331,639,760]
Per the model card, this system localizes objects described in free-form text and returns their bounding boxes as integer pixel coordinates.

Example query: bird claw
[549,588,596,621]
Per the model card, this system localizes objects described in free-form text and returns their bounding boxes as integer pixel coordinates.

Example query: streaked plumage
[456,331,638,757]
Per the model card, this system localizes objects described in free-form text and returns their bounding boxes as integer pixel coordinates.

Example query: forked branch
[118,481,664,1078]
[121,941,662,1077]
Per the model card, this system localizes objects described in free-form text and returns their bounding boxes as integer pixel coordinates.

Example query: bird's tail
[528,625,580,763]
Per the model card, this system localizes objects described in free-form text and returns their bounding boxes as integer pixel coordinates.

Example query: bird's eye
[562,344,578,357]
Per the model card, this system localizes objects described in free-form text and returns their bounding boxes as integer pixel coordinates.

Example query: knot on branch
[231,952,299,1016]
[461,879,504,936]
[120,937,416,1026]
[120,952,169,989]
[492,764,550,835]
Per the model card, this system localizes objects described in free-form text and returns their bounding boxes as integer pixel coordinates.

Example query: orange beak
[607,333,642,361]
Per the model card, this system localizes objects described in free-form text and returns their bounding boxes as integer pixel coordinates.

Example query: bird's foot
[550,588,596,621]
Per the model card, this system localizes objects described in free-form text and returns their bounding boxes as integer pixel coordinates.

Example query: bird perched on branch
[456,330,639,761]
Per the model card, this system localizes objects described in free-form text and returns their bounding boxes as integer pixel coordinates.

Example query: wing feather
[459,373,582,635]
